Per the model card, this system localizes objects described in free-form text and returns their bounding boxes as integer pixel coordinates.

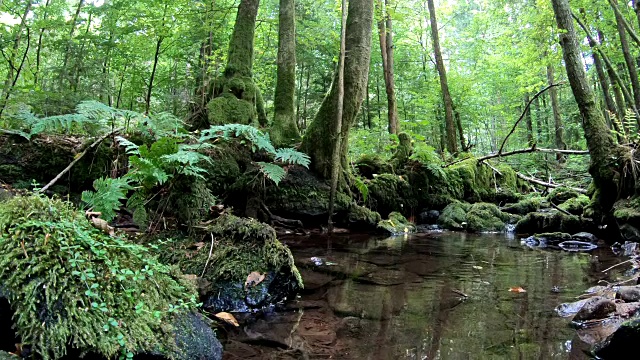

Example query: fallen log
[516,172,587,194]
[444,146,589,168]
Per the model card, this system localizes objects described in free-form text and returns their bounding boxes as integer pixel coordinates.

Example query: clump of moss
[547,187,580,204]
[377,212,416,235]
[391,132,414,169]
[558,195,590,216]
[444,159,493,203]
[515,211,582,235]
[0,195,197,360]
[347,204,382,231]
[437,201,471,230]
[613,197,640,226]
[502,195,545,215]
[368,174,416,217]
[354,154,393,179]
[466,202,510,232]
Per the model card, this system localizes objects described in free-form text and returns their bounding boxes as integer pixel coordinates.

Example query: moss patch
[378,212,416,235]
[437,201,471,230]
[355,154,393,179]
[547,187,580,204]
[368,174,416,217]
[515,211,582,235]
[502,195,545,215]
[559,195,590,216]
[0,194,197,360]
[466,202,510,233]
[347,204,382,231]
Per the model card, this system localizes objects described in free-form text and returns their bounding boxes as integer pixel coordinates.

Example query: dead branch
[39,128,123,193]
[516,172,587,194]
[444,146,589,168]
[498,83,564,155]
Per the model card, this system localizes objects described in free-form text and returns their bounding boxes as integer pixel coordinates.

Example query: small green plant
[0,194,198,360]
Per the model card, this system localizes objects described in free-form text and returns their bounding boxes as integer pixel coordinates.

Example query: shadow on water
[222,232,622,360]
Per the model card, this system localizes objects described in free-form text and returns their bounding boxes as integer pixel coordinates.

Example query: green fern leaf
[81,177,133,222]
[354,177,369,202]
[274,148,311,168]
[115,136,140,155]
[257,162,286,185]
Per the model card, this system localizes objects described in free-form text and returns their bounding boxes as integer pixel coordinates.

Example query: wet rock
[465,202,510,233]
[336,317,375,337]
[611,241,639,256]
[572,232,598,243]
[616,286,640,303]
[501,196,544,215]
[573,297,616,321]
[418,210,440,225]
[296,253,379,280]
[346,205,381,232]
[619,224,640,242]
[595,318,640,359]
[377,212,416,235]
[559,195,590,216]
[515,211,582,235]
[558,241,598,252]
[437,201,471,230]
[521,232,572,249]
[173,312,223,360]
[556,298,590,318]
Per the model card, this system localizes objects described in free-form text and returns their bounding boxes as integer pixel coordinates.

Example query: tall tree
[613,0,640,116]
[300,0,375,178]
[377,0,399,134]
[270,0,301,146]
[547,65,566,160]
[551,0,622,215]
[426,0,457,154]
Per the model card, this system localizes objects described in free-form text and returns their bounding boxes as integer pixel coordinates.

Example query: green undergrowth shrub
[0,194,198,360]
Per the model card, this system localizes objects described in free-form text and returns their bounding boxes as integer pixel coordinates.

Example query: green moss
[162,214,302,289]
[0,351,17,360]
[613,197,640,227]
[466,202,510,233]
[502,195,545,215]
[347,204,381,229]
[368,174,416,217]
[547,187,580,204]
[377,211,416,235]
[445,159,493,203]
[207,94,256,126]
[559,195,590,216]
[391,132,414,169]
[515,211,582,235]
[0,194,197,360]
[437,201,471,230]
[355,154,393,179]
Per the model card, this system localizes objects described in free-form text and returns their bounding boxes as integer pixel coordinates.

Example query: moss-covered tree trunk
[300,0,374,179]
[377,0,399,135]
[614,0,640,116]
[204,0,268,128]
[270,0,300,146]
[547,65,566,161]
[427,0,457,155]
[551,0,622,215]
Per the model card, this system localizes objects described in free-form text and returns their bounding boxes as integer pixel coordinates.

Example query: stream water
[222,231,624,360]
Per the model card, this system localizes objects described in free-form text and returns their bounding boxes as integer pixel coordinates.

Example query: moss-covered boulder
[595,318,640,359]
[347,204,382,231]
[377,212,416,235]
[515,210,582,235]
[0,194,201,360]
[437,201,471,231]
[390,132,414,169]
[502,195,545,215]
[368,174,416,218]
[559,195,590,216]
[547,187,580,204]
[207,76,265,127]
[445,159,493,203]
[354,154,393,179]
[466,202,511,233]
[161,214,302,313]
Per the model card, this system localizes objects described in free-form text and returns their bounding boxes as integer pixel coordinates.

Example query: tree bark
[377,0,399,135]
[34,0,51,87]
[547,65,567,162]
[524,93,534,147]
[613,0,640,116]
[270,0,300,146]
[551,0,621,214]
[635,0,640,29]
[226,0,260,77]
[300,0,375,179]
[427,0,457,154]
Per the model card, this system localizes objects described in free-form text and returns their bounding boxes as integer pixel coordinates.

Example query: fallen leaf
[509,287,527,293]
[214,312,239,327]
[245,271,266,288]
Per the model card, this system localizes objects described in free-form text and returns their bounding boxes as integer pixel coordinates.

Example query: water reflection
[223,232,621,360]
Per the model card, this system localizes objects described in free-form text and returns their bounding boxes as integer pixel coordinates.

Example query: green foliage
[81,177,133,222]
[274,148,311,168]
[354,176,369,202]
[0,194,198,360]
[256,162,286,185]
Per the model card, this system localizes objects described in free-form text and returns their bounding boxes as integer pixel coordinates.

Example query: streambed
[222,232,624,359]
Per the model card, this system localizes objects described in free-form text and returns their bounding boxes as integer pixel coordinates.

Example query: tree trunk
[270,0,300,146]
[60,0,85,89]
[551,0,621,215]
[524,93,534,147]
[635,0,640,29]
[226,0,260,77]
[427,0,457,154]
[547,65,567,162]
[145,4,168,115]
[613,0,640,116]
[0,1,32,117]
[34,0,51,87]
[377,0,399,135]
[300,0,375,179]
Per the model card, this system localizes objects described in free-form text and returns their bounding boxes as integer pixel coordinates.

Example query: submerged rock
[573,297,616,322]
[616,286,640,303]
[173,312,223,360]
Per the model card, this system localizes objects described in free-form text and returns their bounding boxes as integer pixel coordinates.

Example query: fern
[115,136,141,155]
[81,177,133,222]
[274,148,311,168]
[257,162,286,185]
[200,124,276,154]
[354,176,369,202]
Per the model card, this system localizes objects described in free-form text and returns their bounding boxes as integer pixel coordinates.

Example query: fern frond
[257,162,286,185]
[201,124,276,154]
[274,148,311,168]
[354,177,369,202]
[81,177,133,222]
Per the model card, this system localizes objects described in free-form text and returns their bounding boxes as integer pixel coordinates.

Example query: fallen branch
[516,172,587,194]
[480,161,502,176]
[550,202,574,217]
[444,146,589,167]
[39,128,122,193]
[498,83,564,155]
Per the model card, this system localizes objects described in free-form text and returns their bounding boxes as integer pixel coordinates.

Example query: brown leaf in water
[509,287,527,293]
[214,312,239,327]
[245,271,266,288]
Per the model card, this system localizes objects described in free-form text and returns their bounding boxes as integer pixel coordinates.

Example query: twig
[550,202,573,216]
[515,172,587,194]
[498,83,564,155]
[443,146,588,168]
[451,289,469,298]
[201,233,215,277]
[39,128,122,193]
[480,161,502,176]
[601,258,636,273]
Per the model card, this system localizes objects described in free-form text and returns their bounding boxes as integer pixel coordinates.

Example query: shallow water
[223,231,624,360]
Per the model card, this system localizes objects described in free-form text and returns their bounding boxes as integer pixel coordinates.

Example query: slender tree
[426,0,457,154]
[377,0,399,134]
[546,65,566,161]
[613,0,640,115]
[524,93,534,147]
[270,0,301,146]
[0,0,32,117]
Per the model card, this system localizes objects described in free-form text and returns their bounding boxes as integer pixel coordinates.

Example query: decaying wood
[516,172,587,194]
[39,128,122,193]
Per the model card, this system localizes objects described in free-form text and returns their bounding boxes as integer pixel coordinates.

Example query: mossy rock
[444,159,493,203]
[547,187,580,204]
[502,195,545,215]
[347,204,382,231]
[515,211,582,235]
[377,211,416,235]
[207,94,257,126]
[466,202,510,233]
[437,201,471,231]
[354,154,393,179]
[595,318,640,359]
[0,194,198,360]
[613,197,640,228]
[159,214,302,313]
[559,195,590,216]
[368,174,416,218]
[391,132,413,169]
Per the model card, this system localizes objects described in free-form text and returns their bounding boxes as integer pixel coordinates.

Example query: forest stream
[222,231,625,360]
